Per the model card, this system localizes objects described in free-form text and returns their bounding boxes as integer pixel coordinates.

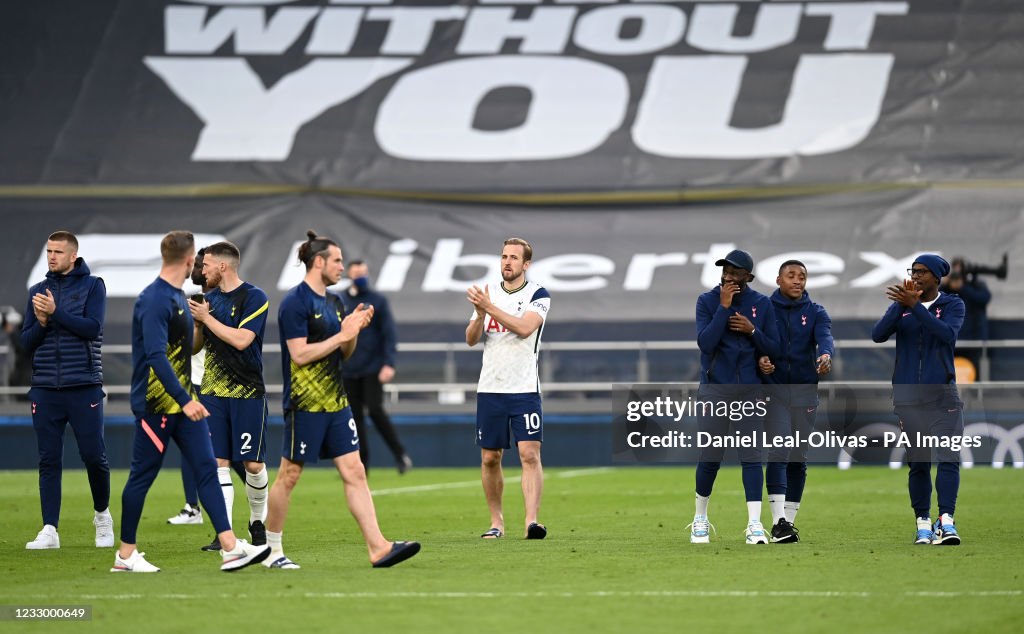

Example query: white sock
[245,466,269,523]
[768,495,785,526]
[267,530,283,556]
[784,501,800,524]
[218,467,234,529]
[916,517,932,530]
[940,513,954,525]
[695,493,710,517]
[746,501,762,524]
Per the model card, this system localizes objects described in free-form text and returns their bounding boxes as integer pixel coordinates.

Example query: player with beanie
[872,254,966,545]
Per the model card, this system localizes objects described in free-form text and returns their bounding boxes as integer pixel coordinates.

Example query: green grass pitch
[1,466,1022,632]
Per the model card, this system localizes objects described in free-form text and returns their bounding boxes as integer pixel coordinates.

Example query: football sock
[768,494,785,525]
[695,493,710,517]
[267,530,283,556]
[245,466,269,523]
[746,501,762,524]
[940,513,954,525]
[916,517,932,530]
[784,501,800,524]
[218,467,234,529]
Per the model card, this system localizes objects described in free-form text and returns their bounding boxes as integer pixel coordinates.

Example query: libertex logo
[145,0,907,162]
[29,235,941,296]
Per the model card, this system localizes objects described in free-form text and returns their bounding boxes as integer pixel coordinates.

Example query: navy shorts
[476,392,543,449]
[282,407,359,463]
[201,394,268,463]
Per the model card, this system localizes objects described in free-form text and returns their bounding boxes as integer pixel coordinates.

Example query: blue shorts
[476,392,543,449]
[282,407,359,463]
[201,394,268,463]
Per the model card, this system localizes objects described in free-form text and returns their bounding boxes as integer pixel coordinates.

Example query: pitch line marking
[370,467,614,496]
[558,467,614,478]
[38,590,1022,601]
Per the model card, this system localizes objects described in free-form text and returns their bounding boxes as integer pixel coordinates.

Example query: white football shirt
[191,348,205,386]
[471,280,551,394]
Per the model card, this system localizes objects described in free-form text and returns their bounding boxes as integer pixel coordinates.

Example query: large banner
[1,195,1019,327]
[2,1,1020,329]
[3,0,1023,192]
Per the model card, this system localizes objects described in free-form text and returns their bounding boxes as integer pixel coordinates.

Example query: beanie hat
[913,254,950,281]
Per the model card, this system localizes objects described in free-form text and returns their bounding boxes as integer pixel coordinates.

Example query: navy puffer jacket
[21,258,105,388]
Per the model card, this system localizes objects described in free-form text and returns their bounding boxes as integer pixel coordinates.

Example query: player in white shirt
[466,238,551,540]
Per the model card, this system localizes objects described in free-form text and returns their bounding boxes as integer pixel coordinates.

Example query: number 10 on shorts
[523,413,541,436]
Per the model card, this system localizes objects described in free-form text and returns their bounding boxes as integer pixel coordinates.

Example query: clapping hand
[885,279,921,308]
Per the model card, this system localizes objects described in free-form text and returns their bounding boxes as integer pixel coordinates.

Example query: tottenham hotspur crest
[300,441,307,456]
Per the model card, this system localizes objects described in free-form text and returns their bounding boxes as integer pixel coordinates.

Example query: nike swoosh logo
[527,430,541,435]
[90,403,100,408]
[902,312,911,317]
[178,309,185,315]
[313,314,322,319]
[351,438,359,445]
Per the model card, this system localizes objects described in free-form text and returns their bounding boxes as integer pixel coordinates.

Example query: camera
[951,253,1008,282]
[0,305,22,329]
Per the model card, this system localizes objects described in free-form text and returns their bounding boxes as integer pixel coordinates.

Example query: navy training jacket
[697,285,780,388]
[338,285,397,378]
[762,290,834,406]
[871,292,964,406]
